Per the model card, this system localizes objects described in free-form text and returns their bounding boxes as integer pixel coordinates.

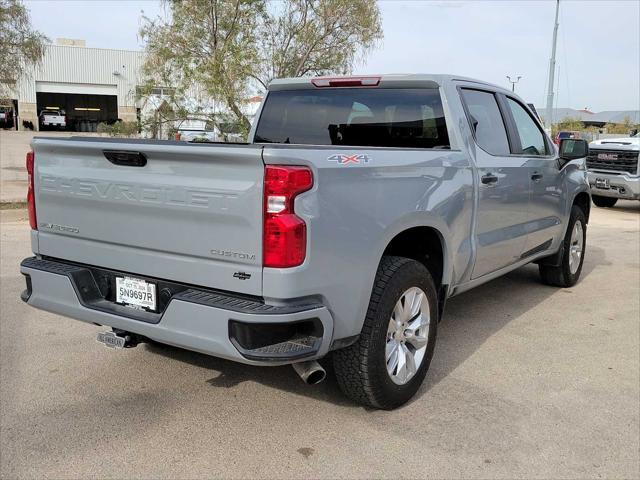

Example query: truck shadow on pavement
[146,244,609,409]
[419,244,608,395]
[608,202,640,214]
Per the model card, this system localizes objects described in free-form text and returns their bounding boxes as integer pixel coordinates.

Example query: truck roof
[268,74,508,93]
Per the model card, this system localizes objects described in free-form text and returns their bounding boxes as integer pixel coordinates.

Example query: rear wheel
[592,195,617,208]
[333,256,438,409]
[539,205,587,287]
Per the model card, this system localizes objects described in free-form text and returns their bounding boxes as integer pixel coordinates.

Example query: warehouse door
[35,82,118,132]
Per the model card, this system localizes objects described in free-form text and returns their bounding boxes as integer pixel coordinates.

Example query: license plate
[116,276,157,311]
[595,178,610,189]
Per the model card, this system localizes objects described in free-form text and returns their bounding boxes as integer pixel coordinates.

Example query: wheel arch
[572,190,591,223]
[377,215,452,295]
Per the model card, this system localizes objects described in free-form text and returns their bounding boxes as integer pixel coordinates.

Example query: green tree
[140,0,263,133]
[139,0,382,136]
[0,0,48,100]
[257,0,383,87]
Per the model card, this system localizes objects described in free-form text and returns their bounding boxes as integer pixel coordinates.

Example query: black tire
[333,256,438,409]
[592,195,617,208]
[539,205,587,287]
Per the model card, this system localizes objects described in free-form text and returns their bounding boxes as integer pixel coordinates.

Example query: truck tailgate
[32,138,264,295]
[44,115,64,123]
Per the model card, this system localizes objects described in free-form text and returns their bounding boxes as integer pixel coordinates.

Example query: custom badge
[327,153,371,165]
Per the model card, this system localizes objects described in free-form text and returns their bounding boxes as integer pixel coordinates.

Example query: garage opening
[0,99,17,130]
[36,92,118,132]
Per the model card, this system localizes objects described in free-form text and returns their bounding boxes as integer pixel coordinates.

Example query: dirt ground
[0,131,106,203]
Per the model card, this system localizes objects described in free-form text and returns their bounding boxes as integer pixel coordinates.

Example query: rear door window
[460,89,511,156]
[255,88,450,149]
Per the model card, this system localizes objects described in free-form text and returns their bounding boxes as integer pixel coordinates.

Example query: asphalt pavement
[1,203,638,479]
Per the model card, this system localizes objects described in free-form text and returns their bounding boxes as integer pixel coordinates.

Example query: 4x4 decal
[327,153,371,165]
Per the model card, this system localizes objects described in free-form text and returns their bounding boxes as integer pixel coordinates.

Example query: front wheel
[539,205,587,287]
[592,195,618,208]
[333,256,438,409]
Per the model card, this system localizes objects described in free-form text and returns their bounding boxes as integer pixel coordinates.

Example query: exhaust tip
[305,368,326,385]
[292,360,326,385]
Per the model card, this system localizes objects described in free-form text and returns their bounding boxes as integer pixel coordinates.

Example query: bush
[604,117,639,135]
[97,121,139,137]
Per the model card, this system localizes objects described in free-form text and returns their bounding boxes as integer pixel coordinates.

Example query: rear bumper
[20,257,334,365]
[587,171,640,200]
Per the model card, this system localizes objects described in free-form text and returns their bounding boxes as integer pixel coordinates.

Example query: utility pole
[545,0,560,132]
[506,75,522,92]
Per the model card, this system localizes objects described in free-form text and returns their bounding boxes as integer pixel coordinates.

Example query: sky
[24,0,640,112]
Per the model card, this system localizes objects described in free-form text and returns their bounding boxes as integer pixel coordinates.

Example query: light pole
[545,0,561,131]
[506,75,522,92]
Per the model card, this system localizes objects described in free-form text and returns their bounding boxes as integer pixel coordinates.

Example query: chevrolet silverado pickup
[587,132,640,207]
[20,75,591,409]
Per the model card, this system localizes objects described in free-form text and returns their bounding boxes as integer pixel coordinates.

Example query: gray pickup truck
[20,74,591,409]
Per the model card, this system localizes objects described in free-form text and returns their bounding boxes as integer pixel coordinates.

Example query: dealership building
[10,39,143,131]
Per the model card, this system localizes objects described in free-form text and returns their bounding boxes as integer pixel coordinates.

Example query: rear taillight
[26,151,37,230]
[263,165,313,268]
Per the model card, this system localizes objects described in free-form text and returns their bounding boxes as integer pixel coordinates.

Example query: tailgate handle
[103,150,147,167]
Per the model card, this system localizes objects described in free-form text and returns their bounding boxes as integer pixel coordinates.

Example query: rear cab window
[255,88,450,149]
[459,89,511,156]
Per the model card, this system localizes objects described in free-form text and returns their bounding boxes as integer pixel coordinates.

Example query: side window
[461,89,511,156]
[506,98,548,156]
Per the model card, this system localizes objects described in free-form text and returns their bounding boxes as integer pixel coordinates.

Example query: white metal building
[7,39,263,137]
[12,39,144,131]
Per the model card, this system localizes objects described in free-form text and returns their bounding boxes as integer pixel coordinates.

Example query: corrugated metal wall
[17,45,144,107]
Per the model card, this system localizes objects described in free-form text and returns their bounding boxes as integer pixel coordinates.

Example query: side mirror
[559,138,589,163]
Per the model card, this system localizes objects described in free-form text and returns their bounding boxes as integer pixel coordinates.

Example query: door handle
[531,172,544,182]
[103,150,147,167]
[481,173,498,185]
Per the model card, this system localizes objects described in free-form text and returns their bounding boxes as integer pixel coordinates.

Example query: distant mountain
[535,108,640,124]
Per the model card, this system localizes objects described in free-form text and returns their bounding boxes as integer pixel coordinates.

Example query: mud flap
[535,244,564,268]
[437,284,448,322]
